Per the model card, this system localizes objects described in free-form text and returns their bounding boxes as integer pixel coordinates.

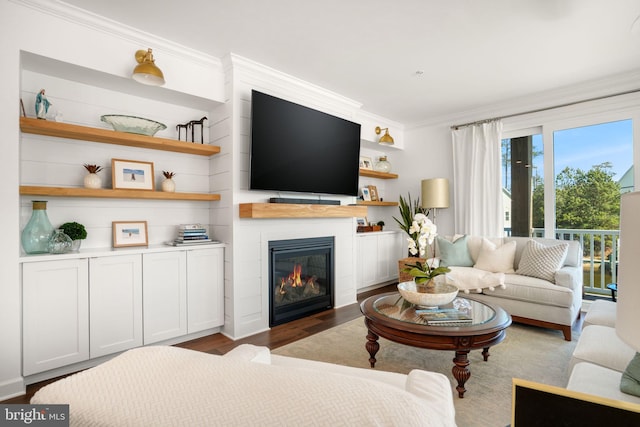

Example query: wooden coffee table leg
[365,330,380,368]
[482,347,490,361]
[452,350,471,398]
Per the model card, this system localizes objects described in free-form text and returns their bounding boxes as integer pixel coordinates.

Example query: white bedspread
[31,346,450,426]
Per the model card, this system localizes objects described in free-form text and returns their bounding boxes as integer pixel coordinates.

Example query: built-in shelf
[239,203,367,218]
[359,169,398,179]
[20,186,220,202]
[356,200,398,207]
[20,117,221,156]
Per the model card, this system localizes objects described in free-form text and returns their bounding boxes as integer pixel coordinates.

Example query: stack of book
[171,224,213,246]
[415,308,473,326]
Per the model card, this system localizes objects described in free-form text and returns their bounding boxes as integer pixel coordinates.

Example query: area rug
[272,318,580,427]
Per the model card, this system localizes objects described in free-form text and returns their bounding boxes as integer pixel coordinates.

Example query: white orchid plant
[403,213,450,284]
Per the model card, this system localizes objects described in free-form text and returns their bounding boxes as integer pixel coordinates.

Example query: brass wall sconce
[132,48,165,86]
[375,126,394,145]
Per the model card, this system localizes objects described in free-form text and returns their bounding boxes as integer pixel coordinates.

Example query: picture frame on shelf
[368,185,379,201]
[361,186,371,201]
[356,217,367,226]
[359,156,373,170]
[112,158,155,191]
[112,221,149,247]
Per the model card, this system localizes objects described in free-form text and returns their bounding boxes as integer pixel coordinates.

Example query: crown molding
[12,0,221,68]
[409,69,640,129]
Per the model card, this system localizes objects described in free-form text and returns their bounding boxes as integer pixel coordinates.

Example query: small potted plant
[162,170,176,192]
[83,164,103,189]
[59,221,87,252]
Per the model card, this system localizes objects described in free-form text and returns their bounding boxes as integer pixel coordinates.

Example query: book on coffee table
[415,308,473,325]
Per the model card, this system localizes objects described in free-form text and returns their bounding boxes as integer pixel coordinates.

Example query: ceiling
[62,0,640,125]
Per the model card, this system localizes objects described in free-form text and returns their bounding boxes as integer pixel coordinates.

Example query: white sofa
[31,344,457,426]
[567,300,640,404]
[436,235,583,341]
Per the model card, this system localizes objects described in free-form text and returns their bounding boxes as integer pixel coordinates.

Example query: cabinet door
[377,232,402,282]
[143,251,187,344]
[186,247,224,333]
[89,254,142,358]
[357,234,378,289]
[22,259,89,375]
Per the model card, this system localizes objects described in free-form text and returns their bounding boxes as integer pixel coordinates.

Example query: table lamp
[616,191,640,396]
[421,178,449,225]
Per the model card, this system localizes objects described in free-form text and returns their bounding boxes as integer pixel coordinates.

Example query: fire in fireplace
[269,237,334,326]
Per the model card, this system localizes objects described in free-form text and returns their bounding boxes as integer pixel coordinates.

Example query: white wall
[0,0,226,400]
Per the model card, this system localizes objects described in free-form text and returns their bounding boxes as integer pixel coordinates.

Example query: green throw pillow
[437,235,473,267]
[621,352,640,397]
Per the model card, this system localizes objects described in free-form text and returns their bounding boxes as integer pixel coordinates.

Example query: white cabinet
[187,247,224,333]
[89,254,143,358]
[143,251,188,344]
[356,231,403,289]
[21,245,223,377]
[22,259,89,376]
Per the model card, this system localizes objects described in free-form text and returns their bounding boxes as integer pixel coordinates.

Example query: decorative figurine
[189,116,207,144]
[35,89,52,119]
[176,116,208,143]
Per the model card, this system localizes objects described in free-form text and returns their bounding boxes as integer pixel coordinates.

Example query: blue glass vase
[21,200,54,254]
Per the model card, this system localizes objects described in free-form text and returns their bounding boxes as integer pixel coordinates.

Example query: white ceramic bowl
[397,280,459,308]
[101,114,167,136]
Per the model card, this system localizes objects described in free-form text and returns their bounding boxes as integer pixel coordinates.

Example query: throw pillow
[474,238,517,273]
[621,352,640,397]
[516,239,569,282]
[436,235,473,267]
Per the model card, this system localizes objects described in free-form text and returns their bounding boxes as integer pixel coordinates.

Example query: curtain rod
[450,87,640,130]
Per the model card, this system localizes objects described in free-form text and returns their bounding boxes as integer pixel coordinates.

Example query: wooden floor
[1,284,396,405]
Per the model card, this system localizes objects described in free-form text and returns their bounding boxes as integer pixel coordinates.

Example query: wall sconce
[132,48,165,86]
[375,126,394,145]
[421,178,450,225]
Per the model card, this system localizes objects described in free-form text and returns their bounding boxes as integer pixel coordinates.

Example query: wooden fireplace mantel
[239,203,367,219]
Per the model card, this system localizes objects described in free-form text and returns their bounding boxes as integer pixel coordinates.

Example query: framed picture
[368,185,379,201]
[359,156,373,170]
[112,158,155,191]
[361,186,371,201]
[112,221,149,247]
[356,217,368,226]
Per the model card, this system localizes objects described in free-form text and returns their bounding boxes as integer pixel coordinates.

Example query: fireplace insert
[269,237,334,326]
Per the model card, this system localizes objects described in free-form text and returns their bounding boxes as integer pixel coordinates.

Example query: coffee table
[360,292,512,398]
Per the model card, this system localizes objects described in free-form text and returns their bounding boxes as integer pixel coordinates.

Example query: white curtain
[452,120,504,237]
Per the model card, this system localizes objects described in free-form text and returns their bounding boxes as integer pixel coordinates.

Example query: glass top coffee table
[360,292,512,398]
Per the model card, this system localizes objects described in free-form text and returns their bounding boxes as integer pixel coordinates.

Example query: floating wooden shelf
[20,117,220,156]
[356,200,398,206]
[239,203,367,218]
[359,169,398,179]
[20,186,220,202]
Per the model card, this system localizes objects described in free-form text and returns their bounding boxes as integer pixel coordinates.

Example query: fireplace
[269,237,334,326]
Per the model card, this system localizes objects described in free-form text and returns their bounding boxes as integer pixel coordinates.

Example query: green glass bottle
[21,200,54,254]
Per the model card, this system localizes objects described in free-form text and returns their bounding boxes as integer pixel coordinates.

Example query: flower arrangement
[393,193,426,254]
[401,213,450,285]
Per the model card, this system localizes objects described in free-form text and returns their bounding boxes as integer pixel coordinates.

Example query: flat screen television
[250,90,361,197]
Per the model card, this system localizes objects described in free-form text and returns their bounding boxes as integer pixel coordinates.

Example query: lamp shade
[132,48,165,86]
[421,178,450,209]
[617,191,640,351]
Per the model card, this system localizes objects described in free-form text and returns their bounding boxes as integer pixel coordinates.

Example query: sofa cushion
[567,362,640,405]
[481,273,574,308]
[436,235,473,267]
[569,325,636,373]
[474,238,516,273]
[516,239,569,282]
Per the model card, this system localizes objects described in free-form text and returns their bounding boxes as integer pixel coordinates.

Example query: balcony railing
[530,228,619,295]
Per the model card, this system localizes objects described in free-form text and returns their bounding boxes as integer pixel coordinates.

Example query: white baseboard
[0,376,25,401]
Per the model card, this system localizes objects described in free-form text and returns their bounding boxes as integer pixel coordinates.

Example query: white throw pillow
[516,239,569,282]
[474,238,517,273]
